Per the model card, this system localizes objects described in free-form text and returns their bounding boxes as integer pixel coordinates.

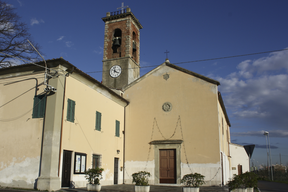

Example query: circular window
[162,102,172,112]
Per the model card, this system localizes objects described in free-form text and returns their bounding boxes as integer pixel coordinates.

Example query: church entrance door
[159,149,176,183]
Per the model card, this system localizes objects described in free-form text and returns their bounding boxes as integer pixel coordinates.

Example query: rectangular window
[95,111,102,131]
[115,120,120,137]
[92,155,101,168]
[74,152,86,174]
[32,95,46,118]
[67,99,75,122]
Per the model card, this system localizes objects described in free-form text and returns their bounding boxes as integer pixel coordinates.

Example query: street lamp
[264,131,273,181]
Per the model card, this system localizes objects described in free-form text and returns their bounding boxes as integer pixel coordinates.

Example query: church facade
[0,7,237,191]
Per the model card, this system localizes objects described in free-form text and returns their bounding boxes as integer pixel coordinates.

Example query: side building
[0,58,128,190]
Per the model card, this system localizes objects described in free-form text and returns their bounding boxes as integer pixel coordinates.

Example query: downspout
[123,104,127,184]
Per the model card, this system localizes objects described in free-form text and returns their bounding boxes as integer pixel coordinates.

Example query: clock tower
[102,7,142,90]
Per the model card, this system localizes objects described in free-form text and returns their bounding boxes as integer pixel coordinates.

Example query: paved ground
[0,184,229,192]
[257,181,288,192]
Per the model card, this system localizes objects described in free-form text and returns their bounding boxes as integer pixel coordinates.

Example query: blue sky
[7,0,288,167]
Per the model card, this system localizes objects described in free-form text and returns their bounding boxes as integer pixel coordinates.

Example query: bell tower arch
[102,7,143,90]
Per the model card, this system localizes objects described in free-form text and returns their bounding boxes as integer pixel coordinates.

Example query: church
[0,7,238,191]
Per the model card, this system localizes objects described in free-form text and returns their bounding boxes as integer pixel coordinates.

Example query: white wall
[230,143,249,177]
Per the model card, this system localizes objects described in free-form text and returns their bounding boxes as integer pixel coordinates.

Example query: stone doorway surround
[150,140,183,184]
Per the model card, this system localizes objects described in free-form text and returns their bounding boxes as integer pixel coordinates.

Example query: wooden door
[62,150,72,187]
[114,158,119,184]
[160,149,176,183]
[238,165,243,175]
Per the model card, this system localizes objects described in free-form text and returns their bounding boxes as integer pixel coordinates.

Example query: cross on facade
[117,2,129,13]
[164,50,170,59]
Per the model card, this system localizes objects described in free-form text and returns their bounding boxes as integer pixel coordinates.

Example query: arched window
[132,32,137,60]
[112,29,122,56]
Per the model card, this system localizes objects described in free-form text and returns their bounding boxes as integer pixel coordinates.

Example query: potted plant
[132,171,151,192]
[227,176,242,192]
[228,172,257,192]
[181,173,205,192]
[243,172,257,192]
[85,167,104,191]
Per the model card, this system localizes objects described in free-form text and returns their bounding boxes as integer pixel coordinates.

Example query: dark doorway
[62,150,72,187]
[160,149,176,183]
[114,158,119,184]
[238,164,243,175]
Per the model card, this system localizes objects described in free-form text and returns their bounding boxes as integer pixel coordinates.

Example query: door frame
[114,157,119,184]
[151,140,182,184]
[61,150,72,187]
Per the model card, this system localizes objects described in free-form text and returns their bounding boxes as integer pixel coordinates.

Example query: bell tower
[102,6,143,90]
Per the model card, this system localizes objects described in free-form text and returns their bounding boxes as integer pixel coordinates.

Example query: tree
[0,0,40,68]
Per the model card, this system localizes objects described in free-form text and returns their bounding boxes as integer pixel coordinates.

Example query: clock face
[110,65,122,78]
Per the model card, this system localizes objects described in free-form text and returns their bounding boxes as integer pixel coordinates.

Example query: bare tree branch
[0,0,41,68]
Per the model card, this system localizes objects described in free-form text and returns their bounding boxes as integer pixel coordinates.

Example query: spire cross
[117,2,129,13]
[164,50,170,59]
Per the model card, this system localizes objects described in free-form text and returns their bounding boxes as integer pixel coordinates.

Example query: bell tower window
[112,29,122,57]
[132,32,137,61]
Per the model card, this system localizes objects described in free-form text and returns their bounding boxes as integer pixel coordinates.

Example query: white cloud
[232,130,288,138]
[2,3,13,8]
[57,36,65,41]
[217,48,288,129]
[93,46,103,54]
[65,41,74,47]
[30,18,44,26]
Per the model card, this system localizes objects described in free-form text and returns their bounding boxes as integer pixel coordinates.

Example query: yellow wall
[125,65,220,163]
[60,73,126,186]
[123,64,222,184]
[0,72,46,188]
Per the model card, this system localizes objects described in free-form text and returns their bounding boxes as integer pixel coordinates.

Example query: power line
[86,48,288,74]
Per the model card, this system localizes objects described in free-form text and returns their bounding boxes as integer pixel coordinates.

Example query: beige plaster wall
[123,65,222,185]
[218,102,232,182]
[60,74,125,187]
[0,73,46,189]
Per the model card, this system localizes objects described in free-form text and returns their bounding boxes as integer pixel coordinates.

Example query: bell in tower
[101,6,143,90]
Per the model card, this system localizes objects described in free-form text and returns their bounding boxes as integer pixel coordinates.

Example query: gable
[124,61,220,91]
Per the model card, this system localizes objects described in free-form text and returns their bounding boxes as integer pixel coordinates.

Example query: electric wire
[85,48,288,74]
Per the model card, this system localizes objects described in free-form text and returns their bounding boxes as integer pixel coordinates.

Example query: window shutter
[67,99,75,122]
[115,120,120,137]
[96,111,101,131]
[71,100,75,122]
[32,95,46,118]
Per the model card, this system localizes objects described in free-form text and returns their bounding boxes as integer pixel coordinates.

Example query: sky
[6,0,288,167]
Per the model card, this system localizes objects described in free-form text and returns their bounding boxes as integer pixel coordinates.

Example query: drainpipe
[123,104,127,184]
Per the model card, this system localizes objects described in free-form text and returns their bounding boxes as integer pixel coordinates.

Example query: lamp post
[264,131,273,181]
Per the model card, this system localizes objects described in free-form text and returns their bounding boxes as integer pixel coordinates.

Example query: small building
[230,143,250,177]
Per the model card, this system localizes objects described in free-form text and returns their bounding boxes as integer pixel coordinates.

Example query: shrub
[132,171,151,186]
[85,167,104,185]
[228,172,258,190]
[181,173,205,187]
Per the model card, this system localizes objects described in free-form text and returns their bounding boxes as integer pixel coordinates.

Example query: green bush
[228,172,258,190]
[132,171,151,186]
[181,173,205,187]
[85,167,104,185]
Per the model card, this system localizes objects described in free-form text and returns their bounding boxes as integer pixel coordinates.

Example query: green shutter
[96,111,101,131]
[115,120,120,137]
[32,95,46,118]
[67,99,75,122]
